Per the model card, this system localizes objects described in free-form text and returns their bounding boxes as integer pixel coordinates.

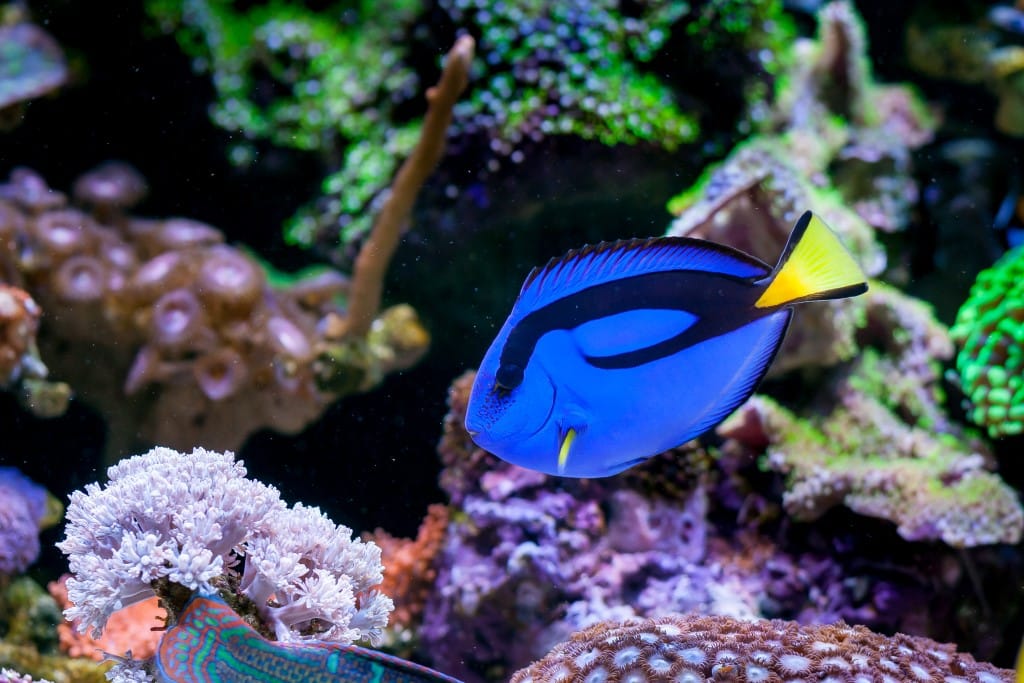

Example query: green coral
[950,245,1024,438]
[443,0,697,149]
[720,283,1021,548]
[146,0,421,250]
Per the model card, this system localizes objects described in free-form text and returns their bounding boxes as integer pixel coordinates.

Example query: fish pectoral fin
[557,427,578,475]
[755,211,868,309]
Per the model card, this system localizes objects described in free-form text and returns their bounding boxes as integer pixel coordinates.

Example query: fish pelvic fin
[557,427,577,474]
[754,211,868,309]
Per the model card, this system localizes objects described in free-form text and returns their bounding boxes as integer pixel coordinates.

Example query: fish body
[465,211,868,478]
[155,593,462,683]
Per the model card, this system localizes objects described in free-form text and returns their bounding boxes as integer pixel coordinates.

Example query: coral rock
[510,614,1012,683]
[0,166,428,455]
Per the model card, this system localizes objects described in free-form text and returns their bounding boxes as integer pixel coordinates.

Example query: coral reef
[949,245,1024,438]
[0,467,54,577]
[906,3,1024,137]
[719,282,1023,548]
[369,504,449,645]
[0,285,68,418]
[510,614,1012,683]
[0,164,428,455]
[57,446,391,682]
[667,1,934,377]
[48,575,163,663]
[0,10,67,130]
[671,0,933,245]
[0,578,60,654]
[418,369,1004,681]
[0,670,52,683]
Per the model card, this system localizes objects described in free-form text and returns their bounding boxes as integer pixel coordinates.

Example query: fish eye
[495,363,524,391]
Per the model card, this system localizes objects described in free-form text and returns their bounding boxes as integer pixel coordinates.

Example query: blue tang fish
[465,211,868,478]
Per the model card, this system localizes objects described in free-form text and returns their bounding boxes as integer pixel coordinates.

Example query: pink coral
[368,504,449,633]
[49,575,164,661]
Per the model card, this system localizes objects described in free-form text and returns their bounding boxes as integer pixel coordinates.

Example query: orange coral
[511,613,1012,683]
[368,504,449,630]
[48,575,164,661]
[0,285,40,385]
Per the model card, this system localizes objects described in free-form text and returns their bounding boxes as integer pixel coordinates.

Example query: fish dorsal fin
[514,237,771,315]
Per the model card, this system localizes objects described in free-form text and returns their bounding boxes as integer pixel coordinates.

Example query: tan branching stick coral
[339,35,475,339]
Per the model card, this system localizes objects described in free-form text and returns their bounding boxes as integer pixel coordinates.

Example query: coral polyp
[510,614,1012,683]
[950,245,1024,438]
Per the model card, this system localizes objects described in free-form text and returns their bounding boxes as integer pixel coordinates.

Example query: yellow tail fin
[754,211,868,309]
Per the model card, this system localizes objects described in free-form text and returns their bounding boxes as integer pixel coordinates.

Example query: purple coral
[0,467,49,575]
[58,447,392,647]
[0,670,54,683]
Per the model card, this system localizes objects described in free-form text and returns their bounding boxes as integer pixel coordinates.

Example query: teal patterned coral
[950,245,1024,438]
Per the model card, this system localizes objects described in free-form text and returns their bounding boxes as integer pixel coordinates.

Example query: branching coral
[0,165,429,455]
[949,245,1024,438]
[510,614,1012,683]
[367,504,449,645]
[57,447,392,653]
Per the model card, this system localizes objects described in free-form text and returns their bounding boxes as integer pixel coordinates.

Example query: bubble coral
[509,614,1012,683]
[949,245,1024,438]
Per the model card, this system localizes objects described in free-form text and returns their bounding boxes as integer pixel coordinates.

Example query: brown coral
[510,614,1012,683]
[368,504,449,633]
[0,285,40,386]
[0,166,430,457]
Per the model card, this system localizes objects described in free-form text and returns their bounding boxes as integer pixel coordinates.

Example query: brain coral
[510,614,1012,683]
[950,245,1024,438]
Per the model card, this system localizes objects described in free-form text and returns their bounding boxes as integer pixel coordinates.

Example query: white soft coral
[239,503,393,644]
[58,446,391,646]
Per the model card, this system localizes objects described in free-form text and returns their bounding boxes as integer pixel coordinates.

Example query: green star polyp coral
[146,0,422,249]
[443,0,697,149]
[950,245,1024,438]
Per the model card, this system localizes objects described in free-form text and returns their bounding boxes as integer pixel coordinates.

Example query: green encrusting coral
[146,0,801,260]
[950,245,1024,438]
[146,0,423,250]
